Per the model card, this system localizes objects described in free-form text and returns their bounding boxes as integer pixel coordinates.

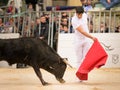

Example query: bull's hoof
[42,82,50,86]
[56,78,65,83]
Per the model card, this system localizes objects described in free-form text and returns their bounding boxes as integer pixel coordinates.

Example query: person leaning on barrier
[100,22,109,33]
[3,18,18,33]
[34,15,49,43]
[60,23,68,34]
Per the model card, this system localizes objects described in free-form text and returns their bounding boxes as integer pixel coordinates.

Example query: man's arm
[76,26,96,41]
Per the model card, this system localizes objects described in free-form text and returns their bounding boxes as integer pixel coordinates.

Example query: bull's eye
[49,66,54,70]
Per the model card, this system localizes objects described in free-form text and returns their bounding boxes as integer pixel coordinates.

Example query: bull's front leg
[32,65,49,85]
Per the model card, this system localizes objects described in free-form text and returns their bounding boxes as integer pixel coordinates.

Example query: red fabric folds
[76,39,108,80]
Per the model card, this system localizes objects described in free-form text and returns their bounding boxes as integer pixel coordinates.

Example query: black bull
[0,37,70,85]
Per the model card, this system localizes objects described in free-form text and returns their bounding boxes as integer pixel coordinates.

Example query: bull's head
[42,58,72,83]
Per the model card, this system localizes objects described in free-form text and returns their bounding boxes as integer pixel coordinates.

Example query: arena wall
[0,33,120,68]
[58,33,120,68]
[0,33,19,68]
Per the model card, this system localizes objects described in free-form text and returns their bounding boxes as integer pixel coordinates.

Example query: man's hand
[39,37,44,39]
[92,36,97,42]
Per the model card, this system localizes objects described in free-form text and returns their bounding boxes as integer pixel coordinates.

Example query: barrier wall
[0,33,19,39]
[0,33,120,68]
[0,33,19,68]
[57,33,120,68]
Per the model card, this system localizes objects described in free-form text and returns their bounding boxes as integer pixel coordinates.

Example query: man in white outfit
[71,6,96,68]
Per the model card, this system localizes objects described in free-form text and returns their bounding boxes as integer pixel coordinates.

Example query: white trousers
[74,39,91,68]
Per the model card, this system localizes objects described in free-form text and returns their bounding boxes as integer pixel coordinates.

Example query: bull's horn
[63,58,73,68]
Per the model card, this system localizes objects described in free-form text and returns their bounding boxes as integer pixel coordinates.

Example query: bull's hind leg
[32,65,49,85]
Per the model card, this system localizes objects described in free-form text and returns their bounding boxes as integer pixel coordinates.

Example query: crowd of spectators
[0,0,120,36]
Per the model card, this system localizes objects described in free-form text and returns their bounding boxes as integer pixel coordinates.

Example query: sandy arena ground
[0,67,120,90]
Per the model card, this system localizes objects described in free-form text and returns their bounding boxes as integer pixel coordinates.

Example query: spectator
[7,1,18,14]
[47,14,58,51]
[27,3,34,12]
[89,20,93,33]
[39,15,49,42]
[60,24,64,33]
[27,3,35,20]
[63,25,68,33]
[115,25,120,33]
[100,22,109,33]
[0,8,4,16]
[23,25,28,37]
[81,0,93,13]
[100,0,120,10]
[0,18,4,33]
[20,0,27,12]
[60,24,68,33]
[44,14,50,24]
[34,18,40,37]
[81,0,93,33]
[18,17,24,35]
[25,0,37,11]
[34,15,49,43]
[61,12,68,18]
[4,18,17,33]
[60,17,69,33]
[61,12,74,33]
[61,17,68,26]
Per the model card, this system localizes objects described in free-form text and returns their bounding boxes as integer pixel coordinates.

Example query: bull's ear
[63,58,73,68]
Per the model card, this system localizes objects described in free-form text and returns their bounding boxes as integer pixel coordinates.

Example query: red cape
[76,39,108,80]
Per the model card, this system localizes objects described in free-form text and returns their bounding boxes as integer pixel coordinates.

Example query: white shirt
[72,13,89,42]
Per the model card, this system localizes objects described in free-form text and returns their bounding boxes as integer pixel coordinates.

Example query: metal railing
[88,9,120,33]
[0,9,120,47]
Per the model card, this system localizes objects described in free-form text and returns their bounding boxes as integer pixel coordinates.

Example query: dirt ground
[0,67,120,90]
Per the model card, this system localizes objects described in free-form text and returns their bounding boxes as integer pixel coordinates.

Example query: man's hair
[75,6,84,14]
